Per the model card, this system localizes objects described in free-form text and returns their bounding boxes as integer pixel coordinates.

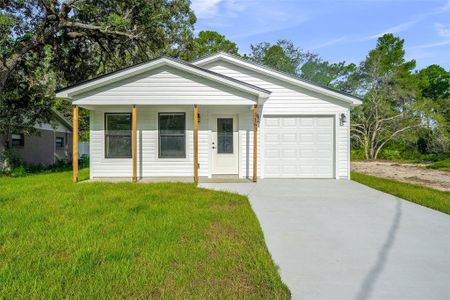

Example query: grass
[0,169,289,299]
[428,158,450,172]
[352,172,450,215]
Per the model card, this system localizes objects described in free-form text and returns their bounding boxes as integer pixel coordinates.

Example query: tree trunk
[363,137,370,160]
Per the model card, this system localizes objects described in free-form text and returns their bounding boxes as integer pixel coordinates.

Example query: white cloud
[193,0,309,39]
[435,23,450,37]
[310,37,347,50]
[361,1,450,41]
[363,19,419,40]
[230,16,309,39]
[410,23,450,49]
[412,39,450,49]
[438,0,450,12]
[191,0,224,19]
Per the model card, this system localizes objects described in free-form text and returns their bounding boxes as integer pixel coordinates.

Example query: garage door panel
[300,133,314,142]
[265,118,281,127]
[265,165,281,174]
[299,118,314,126]
[281,133,297,142]
[316,117,333,126]
[265,133,280,143]
[317,149,333,156]
[299,165,314,174]
[265,149,281,159]
[282,118,297,127]
[299,151,314,158]
[282,165,298,175]
[264,116,334,178]
[282,149,297,158]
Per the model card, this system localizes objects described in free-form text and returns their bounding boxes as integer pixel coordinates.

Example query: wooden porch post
[72,105,79,183]
[132,105,137,183]
[193,105,199,183]
[253,105,258,182]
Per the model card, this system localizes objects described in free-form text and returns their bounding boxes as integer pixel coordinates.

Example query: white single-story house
[56,52,362,182]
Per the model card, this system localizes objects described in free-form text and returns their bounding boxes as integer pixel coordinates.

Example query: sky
[191,0,450,70]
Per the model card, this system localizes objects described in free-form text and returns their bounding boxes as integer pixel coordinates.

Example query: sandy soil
[352,161,450,192]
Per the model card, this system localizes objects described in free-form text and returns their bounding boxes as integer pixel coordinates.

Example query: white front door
[211,115,239,174]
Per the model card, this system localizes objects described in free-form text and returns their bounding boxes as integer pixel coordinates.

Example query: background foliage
[1,0,449,165]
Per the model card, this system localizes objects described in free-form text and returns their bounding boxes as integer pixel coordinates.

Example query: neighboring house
[56,53,361,182]
[0,110,73,167]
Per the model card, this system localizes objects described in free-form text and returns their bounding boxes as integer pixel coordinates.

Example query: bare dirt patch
[352,161,450,192]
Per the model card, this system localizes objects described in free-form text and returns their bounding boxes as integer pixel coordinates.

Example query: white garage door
[264,116,334,178]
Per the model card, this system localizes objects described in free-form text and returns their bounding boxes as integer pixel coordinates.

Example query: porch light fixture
[339,113,346,126]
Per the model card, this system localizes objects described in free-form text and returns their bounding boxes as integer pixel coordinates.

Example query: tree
[351,34,422,160]
[416,65,450,153]
[0,46,56,148]
[248,40,357,91]
[248,40,307,75]
[418,65,450,100]
[300,55,357,92]
[1,0,195,89]
[0,0,195,148]
[188,30,238,59]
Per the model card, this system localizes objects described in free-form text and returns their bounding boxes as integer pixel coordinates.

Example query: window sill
[156,157,189,162]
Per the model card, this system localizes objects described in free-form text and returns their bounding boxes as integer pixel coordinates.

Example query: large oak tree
[0,0,195,146]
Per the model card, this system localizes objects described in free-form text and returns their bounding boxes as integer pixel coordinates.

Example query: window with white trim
[12,133,24,147]
[158,113,186,158]
[105,113,132,158]
[55,136,64,148]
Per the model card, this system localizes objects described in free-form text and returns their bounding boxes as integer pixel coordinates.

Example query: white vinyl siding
[74,66,257,105]
[89,105,255,179]
[201,61,350,179]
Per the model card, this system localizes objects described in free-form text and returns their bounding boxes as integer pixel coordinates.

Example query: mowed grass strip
[0,169,289,299]
[352,171,450,215]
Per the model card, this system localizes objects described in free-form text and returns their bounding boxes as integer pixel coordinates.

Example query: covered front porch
[55,56,271,184]
[71,104,260,183]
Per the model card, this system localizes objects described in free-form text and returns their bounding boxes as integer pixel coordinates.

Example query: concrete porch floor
[86,176,252,183]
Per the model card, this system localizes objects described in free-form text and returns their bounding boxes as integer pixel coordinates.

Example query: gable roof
[192,52,362,106]
[55,56,271,100]
[52,109,72,130]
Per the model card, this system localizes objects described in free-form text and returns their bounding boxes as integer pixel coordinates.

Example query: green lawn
[352,172,450,215]
[0,169,289,299]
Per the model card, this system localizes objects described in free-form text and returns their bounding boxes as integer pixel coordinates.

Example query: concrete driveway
[199,180,450,300]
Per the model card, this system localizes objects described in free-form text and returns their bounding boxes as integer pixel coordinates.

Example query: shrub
[0,153,82,177]
[428,158,450,171]
[379,149,402,161]
[80,155,89,168]
[9,165,28,177]
[351,149,366,160]
[0,149,23,171]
